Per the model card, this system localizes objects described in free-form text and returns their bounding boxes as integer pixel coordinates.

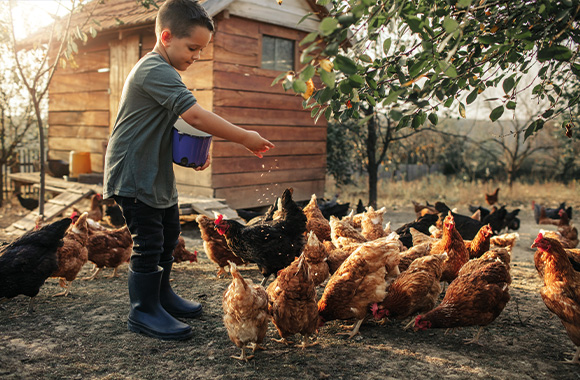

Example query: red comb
[214,214,224,224]
[535,233,543,243]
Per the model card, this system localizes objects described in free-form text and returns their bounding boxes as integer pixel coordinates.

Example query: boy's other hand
[194,155,211,171]
[244,131,275,158]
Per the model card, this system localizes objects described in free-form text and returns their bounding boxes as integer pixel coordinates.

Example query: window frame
[259,34,297,72]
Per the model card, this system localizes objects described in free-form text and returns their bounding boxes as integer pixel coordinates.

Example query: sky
[10,0,69,39]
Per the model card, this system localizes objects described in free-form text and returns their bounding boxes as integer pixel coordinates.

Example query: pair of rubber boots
[127,258,202,340]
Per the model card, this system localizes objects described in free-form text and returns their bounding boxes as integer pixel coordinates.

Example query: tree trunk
[367,112,378,209]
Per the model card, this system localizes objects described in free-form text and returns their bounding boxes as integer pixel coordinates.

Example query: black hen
[481,206,509,235]
[103,202,126,227]
[533,202,573,224]
[214,188,307,286]
[435,202,483,240]
[468,205,491,220]
[503,208,521,231]
[15,192,39,211]
[395,213,439,248]
[0,217,72,312]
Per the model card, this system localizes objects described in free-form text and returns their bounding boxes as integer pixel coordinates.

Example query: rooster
[0,217,72,312]
[222,261,269,361]
[51,212,89,296]
[532,233,580,363]
[214,188,307,286]
[318,233,402,338]
[267,254,319,349]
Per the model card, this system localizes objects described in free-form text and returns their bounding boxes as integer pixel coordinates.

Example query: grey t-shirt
[103,52,197,208]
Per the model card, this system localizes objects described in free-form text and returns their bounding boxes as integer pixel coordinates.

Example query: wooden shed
[45,0,328,209]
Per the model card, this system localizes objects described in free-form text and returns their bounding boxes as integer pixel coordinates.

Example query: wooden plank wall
[174,31,215,196]
[210,16,326,209]
[48,39,111,172]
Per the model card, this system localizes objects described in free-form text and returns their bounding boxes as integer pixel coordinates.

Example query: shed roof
[19,0,327,47]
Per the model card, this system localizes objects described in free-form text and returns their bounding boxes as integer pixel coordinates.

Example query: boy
[103,0,274,341]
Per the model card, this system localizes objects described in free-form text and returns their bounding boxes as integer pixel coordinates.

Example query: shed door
[109,34,140,132]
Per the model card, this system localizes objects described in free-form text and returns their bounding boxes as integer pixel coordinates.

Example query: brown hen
[52,212,90,296]
[267,254,319,349]
[318,233,402,338]
[431,212,469,283]
[532,233,580,363]
[303,193,331,242]
[196,214,245,277]
[302,231,330,287]
[82,225,132,280]
[372,254,445,329]
[222,261,269,361]
[414,256,511,344]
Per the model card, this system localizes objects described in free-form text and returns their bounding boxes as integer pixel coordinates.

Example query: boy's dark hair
[156,0,215,38]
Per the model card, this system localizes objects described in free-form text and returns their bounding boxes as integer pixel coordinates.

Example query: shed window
[261,35,294,71]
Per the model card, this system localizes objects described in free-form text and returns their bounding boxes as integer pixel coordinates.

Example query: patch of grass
[325,174,579,211]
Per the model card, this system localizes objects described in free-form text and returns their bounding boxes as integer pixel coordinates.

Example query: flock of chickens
[0,193,196,312]
[1,187,579,366]
[193,187,576,363]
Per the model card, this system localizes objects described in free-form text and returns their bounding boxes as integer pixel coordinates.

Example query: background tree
[0,4,43,207]
[7,0,100,217]
[278,0,580,140]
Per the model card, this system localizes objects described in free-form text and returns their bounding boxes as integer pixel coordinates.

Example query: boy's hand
[244,131,275,158]
[194,155,211,171]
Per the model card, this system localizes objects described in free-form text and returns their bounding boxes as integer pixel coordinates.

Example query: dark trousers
[114,196,181,273]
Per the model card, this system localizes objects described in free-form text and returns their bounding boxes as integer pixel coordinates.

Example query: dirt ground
[1,199,579,380]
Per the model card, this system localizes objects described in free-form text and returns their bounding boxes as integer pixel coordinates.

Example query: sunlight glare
[12,1,68,39]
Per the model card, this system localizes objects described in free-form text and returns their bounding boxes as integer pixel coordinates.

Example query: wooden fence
[2,148,42,198]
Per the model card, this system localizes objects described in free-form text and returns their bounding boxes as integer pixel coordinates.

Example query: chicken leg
[53,278,72,297]
[260,275,271,287]
[563,347,580,364]
[337,319,364,339]
[82,267,102,281]
[231,347,254,362]
[297,335,318,350]
[464,326,484,345]
[105,267,121,278]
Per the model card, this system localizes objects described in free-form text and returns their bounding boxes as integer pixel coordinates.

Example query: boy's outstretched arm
[181,103,274,158]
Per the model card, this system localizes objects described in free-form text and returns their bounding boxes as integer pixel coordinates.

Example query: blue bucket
[172,118,212,168]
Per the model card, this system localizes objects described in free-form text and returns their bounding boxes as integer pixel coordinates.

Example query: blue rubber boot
[127,267,193,340]
[159,258,203,318]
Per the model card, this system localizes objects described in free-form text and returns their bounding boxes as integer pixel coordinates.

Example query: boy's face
[161,26,212,71]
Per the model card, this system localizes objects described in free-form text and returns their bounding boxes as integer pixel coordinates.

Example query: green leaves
[333,55,358,75]
[320,70,336,88]
[285,0,578,138]
[502,77,515,94]
[443,17,459,34]
[537,45,572,62]
[319,17,339,36]
[490,105,504,122]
